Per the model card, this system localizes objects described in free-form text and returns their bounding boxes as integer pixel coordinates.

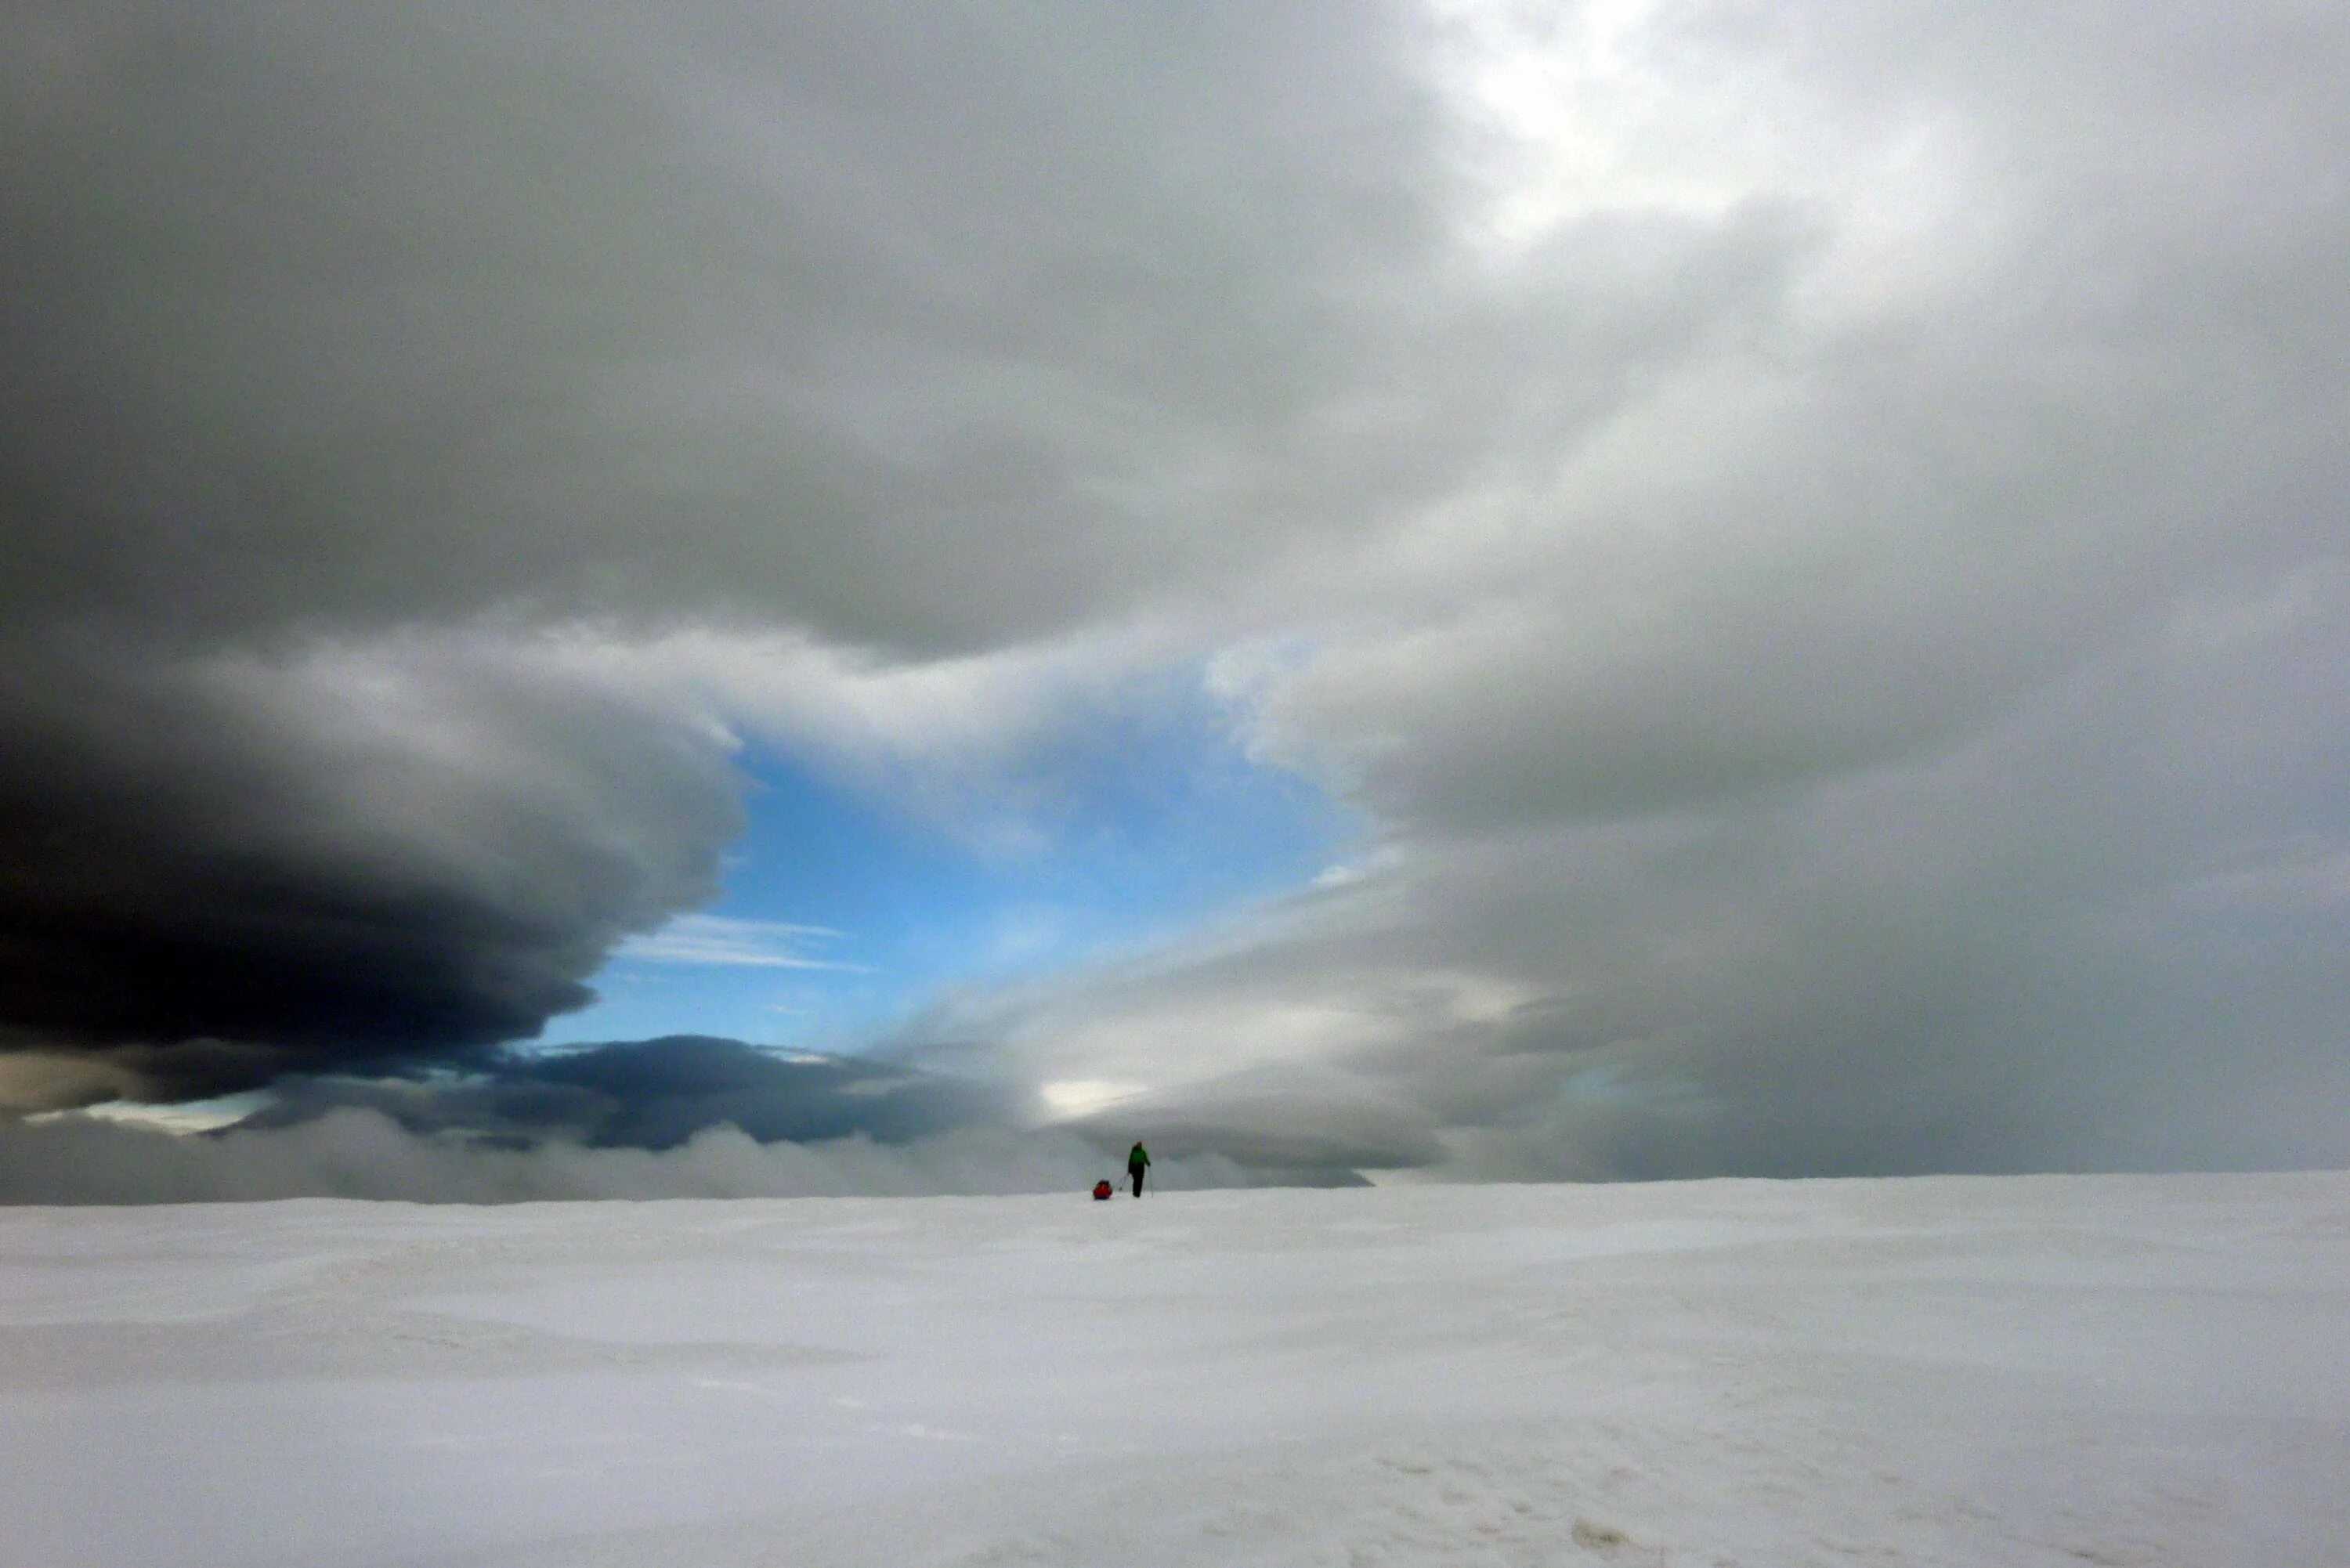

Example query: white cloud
[614,915,866,972]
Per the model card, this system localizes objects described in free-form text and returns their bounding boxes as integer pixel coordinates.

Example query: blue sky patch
[535,673,1354,1053]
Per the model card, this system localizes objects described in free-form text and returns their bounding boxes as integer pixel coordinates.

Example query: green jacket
[1127,1143,1150,1169]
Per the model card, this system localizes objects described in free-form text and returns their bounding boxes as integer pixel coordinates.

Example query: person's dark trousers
[1130,1168,1145,1197]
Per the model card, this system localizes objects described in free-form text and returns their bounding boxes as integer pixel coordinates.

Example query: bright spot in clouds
[1038,1080,1148,1120]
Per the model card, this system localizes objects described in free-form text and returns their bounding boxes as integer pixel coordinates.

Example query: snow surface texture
[2,1174,2345,1566]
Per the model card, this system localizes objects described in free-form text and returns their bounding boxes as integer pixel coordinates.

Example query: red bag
[1092,1180,1114,1200]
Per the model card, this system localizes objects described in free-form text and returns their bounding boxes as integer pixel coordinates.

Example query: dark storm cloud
[0,635,739,1096]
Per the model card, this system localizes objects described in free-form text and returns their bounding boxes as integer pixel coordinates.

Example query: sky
[2,0,2346,1197]
[540,704,1350,1053]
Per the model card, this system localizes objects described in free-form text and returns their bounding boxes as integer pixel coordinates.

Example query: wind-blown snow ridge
[2,1173,2344,1566]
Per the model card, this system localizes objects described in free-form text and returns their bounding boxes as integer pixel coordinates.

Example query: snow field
[1,1172,2345,1566]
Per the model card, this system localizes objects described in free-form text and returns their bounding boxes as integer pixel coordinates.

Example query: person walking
[1127,1140,1151,1197]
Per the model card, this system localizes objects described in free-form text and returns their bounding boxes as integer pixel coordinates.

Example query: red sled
[1091,1180,1114,1201]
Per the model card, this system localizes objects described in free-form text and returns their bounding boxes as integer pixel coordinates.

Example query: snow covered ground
[2,1174,2345,1567]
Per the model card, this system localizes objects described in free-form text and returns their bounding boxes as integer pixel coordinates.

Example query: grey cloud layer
[912,1,2350,1178]
[3,0,2346,1183]
[3,0,1460,650]
[960,578,2350,1179]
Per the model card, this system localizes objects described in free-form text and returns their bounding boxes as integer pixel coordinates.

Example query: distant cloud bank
[0,1036,1365,1203]
[0,1115,1259,1206]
